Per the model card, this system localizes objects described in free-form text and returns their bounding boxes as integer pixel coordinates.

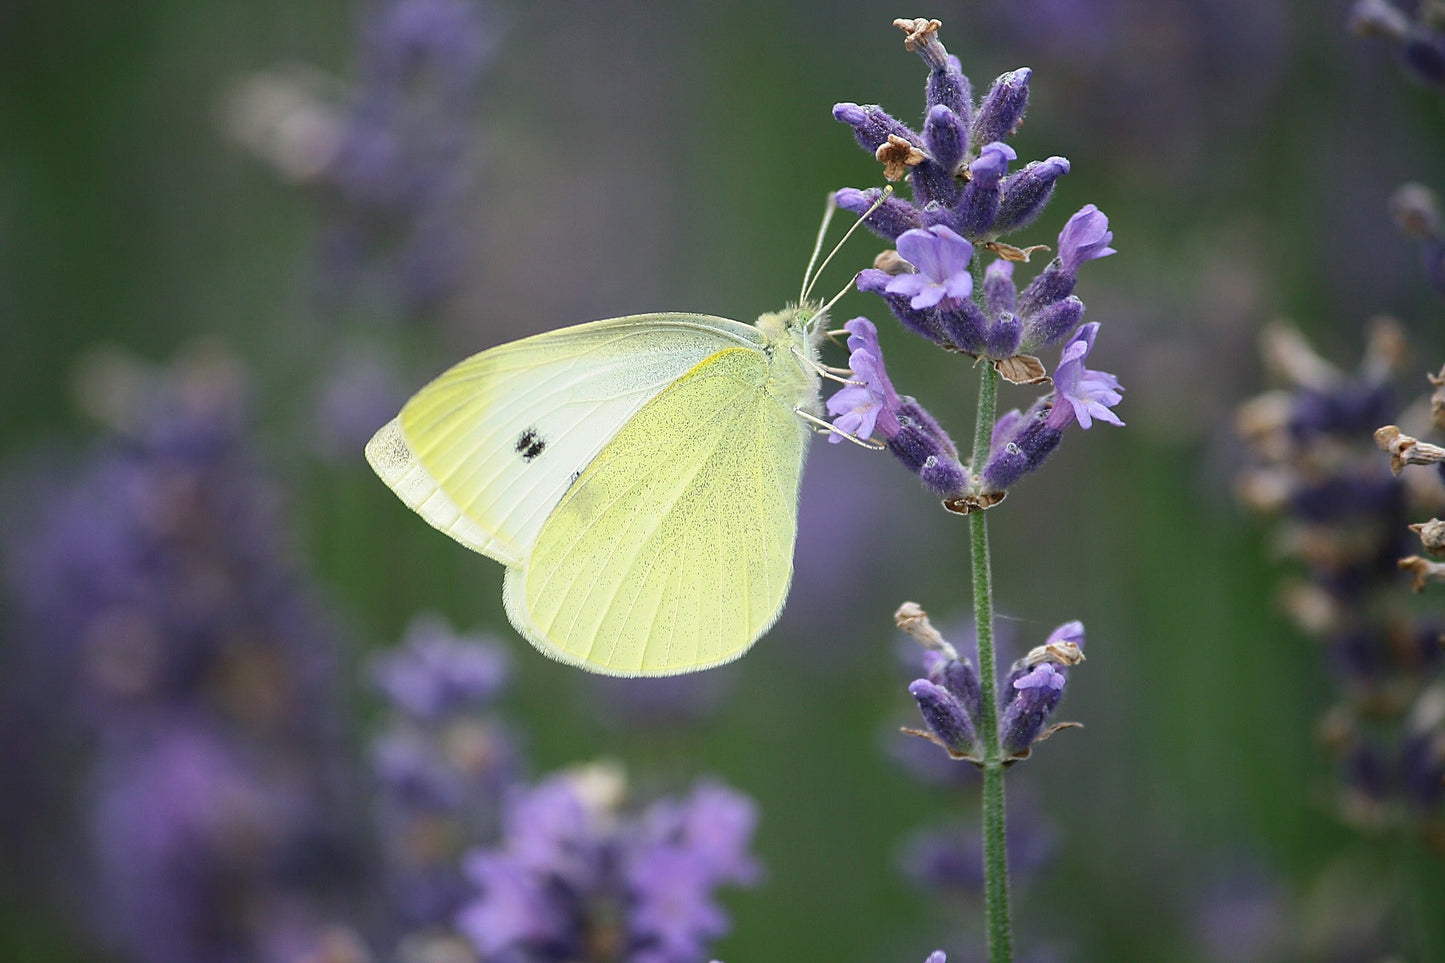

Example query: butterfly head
[756,301,827,347]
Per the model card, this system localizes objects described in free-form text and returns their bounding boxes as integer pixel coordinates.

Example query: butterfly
[365,197,881,676]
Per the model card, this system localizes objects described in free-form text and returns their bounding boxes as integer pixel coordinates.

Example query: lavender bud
[993,156,1072,236]
[922,103,968,173]
[925,48,972,120]
[1000,663,1067,757]
[857,268,952,344]
[930,656,983,723]
[1021,295,1085,352]
[832,102,919,155]
[909,679,978,756]
[934,297,990,355]
[954,142,1016,237]
[980,404,1064,493]
[888,399,970,498]
[983,259,1018,319]
[970,68,1032,148]
[836,187,921,241]
[984,312,1023,360]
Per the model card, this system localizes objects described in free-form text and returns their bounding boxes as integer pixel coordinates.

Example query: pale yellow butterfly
[365,196,881,676]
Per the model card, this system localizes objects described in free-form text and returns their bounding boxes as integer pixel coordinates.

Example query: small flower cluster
[1236,321,1445,841]
[897,604,1085,765]
[1350,0,1445,90]
[369,614,518,931]
[1389,183,1445,297]
[455,765,761,963]
[825,20,1122,509]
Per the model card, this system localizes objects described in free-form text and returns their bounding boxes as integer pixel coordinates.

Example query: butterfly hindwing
[365,314,762,566]
[502,345,811,675]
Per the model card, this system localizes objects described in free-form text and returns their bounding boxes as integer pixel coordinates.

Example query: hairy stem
[970,358,1012,963]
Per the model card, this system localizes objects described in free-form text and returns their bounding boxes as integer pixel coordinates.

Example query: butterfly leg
[793,407,885,449]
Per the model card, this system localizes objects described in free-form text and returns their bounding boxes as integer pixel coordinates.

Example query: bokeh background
[3,0,1445,960]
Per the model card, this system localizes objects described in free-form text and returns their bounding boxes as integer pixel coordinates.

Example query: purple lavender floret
[976,324,1121,496]
[999,664,1068,757]
[887,226,976,309]
[827,318,905,443]
[455,771,759,963]
[955,142,1017,237]
[994,156,1072,236]
[1047,323,1125,430]
[1017,204,1116,330]
[970,68,1032,148]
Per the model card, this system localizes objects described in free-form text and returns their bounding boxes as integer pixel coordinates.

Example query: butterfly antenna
[801,185,894,305]
[799,193,840,306]
[818,272,859,321]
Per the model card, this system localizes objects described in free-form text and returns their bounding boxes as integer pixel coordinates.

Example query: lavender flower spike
[886,225,975,309]
[1047,323,1124,430]
[826,318,903,443]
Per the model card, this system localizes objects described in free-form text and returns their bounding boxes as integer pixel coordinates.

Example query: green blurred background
[3,0,1445,960]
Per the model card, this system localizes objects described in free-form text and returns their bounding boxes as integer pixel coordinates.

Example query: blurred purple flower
[370,614,518,930]
[455,769,759,963]
[374,613,510,722]
[2,349,365,962]
[1389,182,1445,296]
[899,809,1057,895]
[316,348,407,462]
[1351,0,1445,89]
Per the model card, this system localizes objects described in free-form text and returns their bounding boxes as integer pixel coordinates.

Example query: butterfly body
[366,306,826,676]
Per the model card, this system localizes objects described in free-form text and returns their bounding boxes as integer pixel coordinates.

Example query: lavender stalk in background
[1,348,368,962]
[370,614,519,936]
[225,0,497,319]
[1237,321,1445,840]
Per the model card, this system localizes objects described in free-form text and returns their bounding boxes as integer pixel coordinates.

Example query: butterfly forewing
[502,345,812,675]
[365,314,761,566]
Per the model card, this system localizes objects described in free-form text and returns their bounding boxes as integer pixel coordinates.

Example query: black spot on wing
[516,427,547,462]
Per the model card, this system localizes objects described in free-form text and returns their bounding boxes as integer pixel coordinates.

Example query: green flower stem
[970,362,1013,963]
[968,249,1012,963]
